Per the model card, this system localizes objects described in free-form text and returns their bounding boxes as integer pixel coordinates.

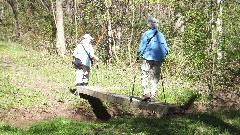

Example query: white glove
[94,56,99,61]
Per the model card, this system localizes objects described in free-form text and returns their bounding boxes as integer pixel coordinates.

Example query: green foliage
[176,3,212,82]
[220,2,240,85]
[0,1,17,41]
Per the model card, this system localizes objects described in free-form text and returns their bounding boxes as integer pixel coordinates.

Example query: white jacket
[73,39,95,67]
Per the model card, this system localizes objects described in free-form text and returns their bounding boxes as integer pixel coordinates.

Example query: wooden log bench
[75,86,184,119]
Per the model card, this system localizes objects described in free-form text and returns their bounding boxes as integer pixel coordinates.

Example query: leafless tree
[55,0,66,57]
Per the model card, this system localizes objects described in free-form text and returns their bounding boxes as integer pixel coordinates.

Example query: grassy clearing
[0,41,195,105]
[0,41,239,134]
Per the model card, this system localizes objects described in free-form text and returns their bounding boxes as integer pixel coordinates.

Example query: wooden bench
[76,86,183,118]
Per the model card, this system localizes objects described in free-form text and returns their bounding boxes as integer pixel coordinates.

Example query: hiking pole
[130,74,137,102]
[161,74,166,103]
[130,61,140,102]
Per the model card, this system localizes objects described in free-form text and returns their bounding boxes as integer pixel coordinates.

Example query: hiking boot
[83,82,88,86]
[142,94,151,101]
[76,83,84,86]
[76,82,89,86]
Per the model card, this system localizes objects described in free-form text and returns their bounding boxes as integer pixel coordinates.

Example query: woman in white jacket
[73,34,99,86]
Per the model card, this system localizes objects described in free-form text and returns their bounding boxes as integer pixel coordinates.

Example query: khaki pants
[141,60,161,97]
[76,65,90,84]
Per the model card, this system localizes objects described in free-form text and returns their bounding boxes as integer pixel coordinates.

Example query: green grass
[0,110,239,135]
[0,59,46,109]
[0,42,79,108]
[107,111,240,135]
[0,41,239,135]
[0,118,106,135]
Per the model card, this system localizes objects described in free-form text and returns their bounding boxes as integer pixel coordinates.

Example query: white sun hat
[83,34,94,40]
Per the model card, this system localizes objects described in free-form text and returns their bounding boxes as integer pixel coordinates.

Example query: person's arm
[159,33,169,55]
[136,33,148,59]
[89,45,99,61]
[73,45,78,57]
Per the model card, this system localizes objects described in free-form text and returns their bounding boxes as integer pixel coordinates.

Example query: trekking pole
[161,74,166,103]
[130,61,140,102]
[130,74,137,102]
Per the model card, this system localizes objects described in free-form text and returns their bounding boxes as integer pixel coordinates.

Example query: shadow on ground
[70,88,111,121]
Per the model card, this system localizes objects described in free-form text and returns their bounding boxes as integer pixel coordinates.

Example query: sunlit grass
[0,41,195,105]
[0,42,78,106]
[0,63,46,110]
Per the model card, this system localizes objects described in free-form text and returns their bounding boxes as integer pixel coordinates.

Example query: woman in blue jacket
[136,18,169,102]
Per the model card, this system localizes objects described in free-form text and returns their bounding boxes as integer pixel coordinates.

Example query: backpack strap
[140,30,158,57]
[81,43,94,65]
[147,30,158,45]
[81,43,92,60]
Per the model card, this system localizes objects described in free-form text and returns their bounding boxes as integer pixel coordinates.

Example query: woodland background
[0,0,239,110]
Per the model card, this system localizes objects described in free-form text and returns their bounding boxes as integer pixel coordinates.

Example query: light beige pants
[76,65,90,84]
[141,60,161,97]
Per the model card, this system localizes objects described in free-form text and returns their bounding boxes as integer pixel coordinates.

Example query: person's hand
[94,56,99,61]
[135,57,139,62]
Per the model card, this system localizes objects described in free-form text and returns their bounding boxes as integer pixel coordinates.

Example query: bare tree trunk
[6,0,21,37]
[74,0,78,44]
[66,0,72,14]
[216,0,223,62]
[127,2,135,65]
[105,0,112,64]
[0,1,3,26]
[50,0,56,25]
[55,0,66,57]
[208,0,223,108]
[173,9,184,48]
[210,0,219,107]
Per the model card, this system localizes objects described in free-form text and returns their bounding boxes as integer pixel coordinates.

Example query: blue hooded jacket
[137,28,169,62]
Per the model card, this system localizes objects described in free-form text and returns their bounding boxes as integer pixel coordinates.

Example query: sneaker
[142,94,150,101]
